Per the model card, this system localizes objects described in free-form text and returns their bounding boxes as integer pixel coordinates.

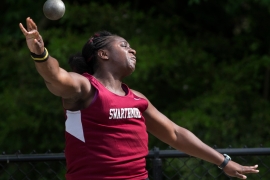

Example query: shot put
[43,0,65,20]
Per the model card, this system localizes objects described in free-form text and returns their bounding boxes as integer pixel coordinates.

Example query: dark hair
[68,31,117,75]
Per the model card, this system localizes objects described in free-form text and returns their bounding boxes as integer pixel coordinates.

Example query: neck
[93,71,126,96]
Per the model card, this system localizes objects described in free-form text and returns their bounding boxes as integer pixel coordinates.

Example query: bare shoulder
[130,89,148,100]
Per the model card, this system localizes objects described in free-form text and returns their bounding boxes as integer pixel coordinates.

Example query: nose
[129,48,136,55]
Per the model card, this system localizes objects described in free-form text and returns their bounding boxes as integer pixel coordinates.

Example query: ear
[97,49,109,60]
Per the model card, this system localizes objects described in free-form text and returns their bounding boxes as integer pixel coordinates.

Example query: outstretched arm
[132,90,259,179]
[19,17,91,102]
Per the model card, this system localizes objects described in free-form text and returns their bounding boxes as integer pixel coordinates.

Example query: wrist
[218,154,231,169]
[30,48,49,62]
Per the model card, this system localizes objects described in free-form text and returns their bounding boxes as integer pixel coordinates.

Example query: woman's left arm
[132,90,259,179]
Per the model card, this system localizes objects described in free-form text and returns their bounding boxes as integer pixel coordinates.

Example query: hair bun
[68,53,89,74]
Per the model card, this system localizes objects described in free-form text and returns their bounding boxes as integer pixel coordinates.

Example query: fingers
[233,165,259,179]
[224,162,259,179]
[28,18,38,31]
[19,17,40,39]
[26,17,31,31]
[19,23,28,35]
[19,17,32,35]
[235,171,247,179]
[23,17,38,32]
[19,17,44,54]
[26,17,35,31]
[241,165,259,174]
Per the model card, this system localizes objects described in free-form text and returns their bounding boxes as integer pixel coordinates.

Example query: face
[106,36,137,75]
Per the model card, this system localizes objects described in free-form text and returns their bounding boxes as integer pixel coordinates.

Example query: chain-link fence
[147,147,270,180]
[0,147,269,180]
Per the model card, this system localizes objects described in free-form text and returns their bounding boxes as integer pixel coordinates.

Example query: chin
[126,67,135,76]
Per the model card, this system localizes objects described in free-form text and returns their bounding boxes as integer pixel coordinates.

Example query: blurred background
[0,0,270,154]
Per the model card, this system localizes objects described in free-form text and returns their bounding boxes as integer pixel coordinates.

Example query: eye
[121,42,129,48]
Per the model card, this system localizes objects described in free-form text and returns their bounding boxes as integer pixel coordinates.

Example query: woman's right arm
[19,17,91,100]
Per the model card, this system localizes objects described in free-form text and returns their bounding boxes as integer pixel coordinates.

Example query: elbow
[171,126,192,148]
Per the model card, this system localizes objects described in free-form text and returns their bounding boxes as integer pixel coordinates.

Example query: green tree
[0,0,269,153]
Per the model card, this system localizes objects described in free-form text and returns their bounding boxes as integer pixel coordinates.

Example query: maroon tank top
[65,73,149,180]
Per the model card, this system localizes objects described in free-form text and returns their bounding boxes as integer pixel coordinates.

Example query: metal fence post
[153,146,162,180]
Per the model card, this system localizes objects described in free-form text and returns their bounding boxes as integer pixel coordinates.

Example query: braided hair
[68,31,117,75]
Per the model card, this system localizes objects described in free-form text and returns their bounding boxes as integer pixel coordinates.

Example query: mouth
[130,57,136,62]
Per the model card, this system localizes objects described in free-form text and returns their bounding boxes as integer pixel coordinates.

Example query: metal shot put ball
[43,0,65,20]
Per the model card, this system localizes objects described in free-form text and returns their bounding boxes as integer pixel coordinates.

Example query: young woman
[19,17,259,180]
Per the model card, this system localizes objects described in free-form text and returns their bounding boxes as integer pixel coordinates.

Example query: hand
[19,17,45,55]
[223,161,259,179]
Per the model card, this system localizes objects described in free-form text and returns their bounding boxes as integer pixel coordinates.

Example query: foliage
[0,0,270,155]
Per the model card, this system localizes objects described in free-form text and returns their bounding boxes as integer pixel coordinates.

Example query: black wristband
[218,154,231,169]
[30,48,49,62]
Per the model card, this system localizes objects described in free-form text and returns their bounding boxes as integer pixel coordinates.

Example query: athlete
[19,17,259,180]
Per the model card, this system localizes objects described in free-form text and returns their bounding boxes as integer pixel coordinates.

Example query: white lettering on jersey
[108,108,141,119]
[109,109,113,119]
[121,108,125,119]
[113,109,118,119]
